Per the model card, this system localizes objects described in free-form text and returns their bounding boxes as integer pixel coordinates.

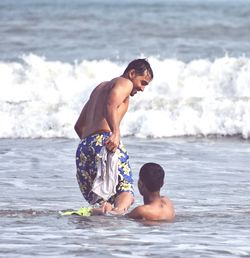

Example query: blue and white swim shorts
[76,132,134,205]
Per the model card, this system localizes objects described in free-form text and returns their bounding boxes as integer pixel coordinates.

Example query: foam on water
[1,54,250,139]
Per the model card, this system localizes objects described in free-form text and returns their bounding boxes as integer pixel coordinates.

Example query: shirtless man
[127,162,175,221]
[74,59,153,213]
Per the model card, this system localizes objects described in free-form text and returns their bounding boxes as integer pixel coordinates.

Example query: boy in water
[126,162,175,221]
[92,162,175,221]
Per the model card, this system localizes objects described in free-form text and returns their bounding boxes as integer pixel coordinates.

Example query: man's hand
[105,133,120,152]
[91,202,113,215]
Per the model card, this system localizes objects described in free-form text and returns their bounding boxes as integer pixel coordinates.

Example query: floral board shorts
[76,132,134,205]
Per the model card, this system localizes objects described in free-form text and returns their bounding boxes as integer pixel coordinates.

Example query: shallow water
[1,0,250,256]
[1,0,250,62]
[0,137,250,257]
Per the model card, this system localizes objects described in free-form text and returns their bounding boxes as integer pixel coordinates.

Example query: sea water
[1,0,250,62]
[0,137,250,258]
[1,0,250,257]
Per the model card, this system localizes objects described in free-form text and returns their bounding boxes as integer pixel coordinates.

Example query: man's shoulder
[107,77,133,98]
[112,76,133,88]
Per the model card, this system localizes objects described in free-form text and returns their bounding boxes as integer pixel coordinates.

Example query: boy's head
[138,162,165,193]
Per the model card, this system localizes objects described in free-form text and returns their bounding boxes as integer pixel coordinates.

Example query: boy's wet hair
[123,58,154,79]
[139,162,164,192]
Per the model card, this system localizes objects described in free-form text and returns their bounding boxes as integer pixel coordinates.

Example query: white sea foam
[1,54,250,139]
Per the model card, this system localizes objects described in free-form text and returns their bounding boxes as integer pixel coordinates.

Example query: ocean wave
[1,54,250,139]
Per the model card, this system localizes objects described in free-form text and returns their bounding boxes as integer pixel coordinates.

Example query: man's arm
[105,79,132,152]
[74,101,88,139]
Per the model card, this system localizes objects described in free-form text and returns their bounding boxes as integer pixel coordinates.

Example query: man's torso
[80,78,129,139]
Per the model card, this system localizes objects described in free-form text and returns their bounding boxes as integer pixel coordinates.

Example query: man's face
[130,70,152,97]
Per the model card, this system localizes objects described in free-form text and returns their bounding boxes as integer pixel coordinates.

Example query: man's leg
[113,192,134,212]
[92,193,134,215]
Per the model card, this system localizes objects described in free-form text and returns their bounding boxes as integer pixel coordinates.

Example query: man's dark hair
[123,59,153,79]
[139,162,165,192]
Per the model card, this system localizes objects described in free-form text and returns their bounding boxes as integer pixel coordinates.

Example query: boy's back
[128,196,175,221]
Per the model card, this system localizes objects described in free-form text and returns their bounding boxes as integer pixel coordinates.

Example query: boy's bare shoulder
[161,196,175,219]
[162,196,174,209]
[126,204,150,220]
[161,196,173,204]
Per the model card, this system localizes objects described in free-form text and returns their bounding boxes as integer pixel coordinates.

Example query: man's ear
[128,69,136,79]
